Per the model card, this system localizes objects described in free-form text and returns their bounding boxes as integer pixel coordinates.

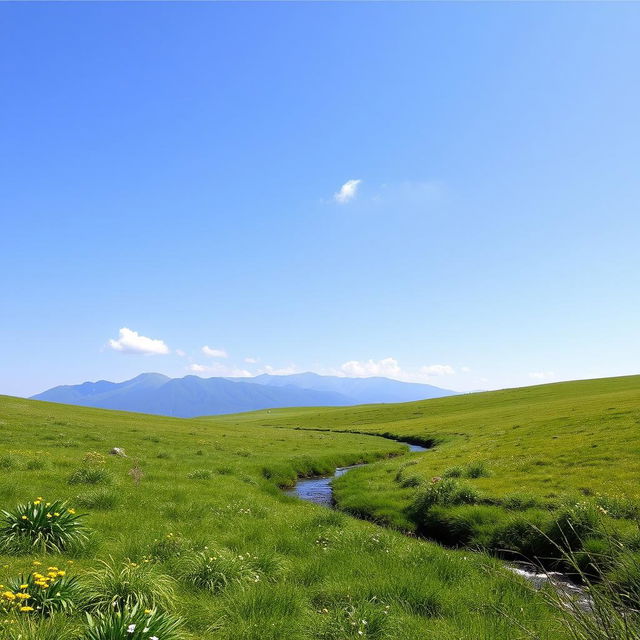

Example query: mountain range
[30,372,459,418]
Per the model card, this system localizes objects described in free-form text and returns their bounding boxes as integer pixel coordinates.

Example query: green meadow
[226,376,640,592]
[0,375,638,638]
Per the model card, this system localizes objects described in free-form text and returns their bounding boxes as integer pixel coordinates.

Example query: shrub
[187,469,212,480]
[0,499,89,553]
[399,474,423,488]
[442,466,463,478]
[6,568,84,615]
[75,489,119,511]
[68,468,112,486]
[410,478,481,514]
[83,558,175,611]
[488,510,554,559]
[178,549,253,592]
[546,502,602,551]
[83,604,185,640]
[465,461,490,478]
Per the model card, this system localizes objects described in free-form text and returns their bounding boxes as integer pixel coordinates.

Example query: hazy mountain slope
[31,373,352,417]
[239,372,459,403]
[32,372,458,417]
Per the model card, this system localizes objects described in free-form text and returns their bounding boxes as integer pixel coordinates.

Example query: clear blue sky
[2,2,639,397]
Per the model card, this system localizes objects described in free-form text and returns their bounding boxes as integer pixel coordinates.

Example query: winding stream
[284,442,428,507]
[285,439,590,608]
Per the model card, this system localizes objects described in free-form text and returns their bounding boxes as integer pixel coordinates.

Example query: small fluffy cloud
[244,357,258,364]
[108,328,169,355]
[334,179,362,204]
[202,346,228,359]
[175,349,186,357]
[340,357,403,379]
[529,371,555,380]
[188,363,252,377]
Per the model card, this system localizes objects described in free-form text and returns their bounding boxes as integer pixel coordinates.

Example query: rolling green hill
[0,394,566,640]
[217,375,640,578]
[0,375,638,638]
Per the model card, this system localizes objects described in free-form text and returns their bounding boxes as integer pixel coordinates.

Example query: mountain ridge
[31,372,458,418]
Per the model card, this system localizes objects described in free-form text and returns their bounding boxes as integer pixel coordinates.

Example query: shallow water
[284,442,429,507]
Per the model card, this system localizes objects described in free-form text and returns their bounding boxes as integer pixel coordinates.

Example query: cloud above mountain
[108,328,170,355]
[339,357,456,383]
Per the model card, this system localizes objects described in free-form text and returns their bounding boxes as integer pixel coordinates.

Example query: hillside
[30,372,458,417]
[0,393,568,639]
[219,375,640,566]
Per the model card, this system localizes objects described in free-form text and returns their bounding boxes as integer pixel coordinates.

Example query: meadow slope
[215,376,640,585]
[0,394,566,639]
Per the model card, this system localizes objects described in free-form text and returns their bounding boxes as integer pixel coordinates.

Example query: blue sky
[2,2,639,397]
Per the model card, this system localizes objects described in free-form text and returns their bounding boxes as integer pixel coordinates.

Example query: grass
[222,376,639,570]
[3,375,640,636]
[0,392,575,639]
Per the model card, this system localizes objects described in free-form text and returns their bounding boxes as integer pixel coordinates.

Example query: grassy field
[0,393,571,639]
[223,376,640,591]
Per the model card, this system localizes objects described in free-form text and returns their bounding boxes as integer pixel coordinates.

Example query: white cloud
[419,364,455,376]
[175,349,186,357]
[336,358,458,385]
[108,327,169,355]
[529,371,555,380]
[340,357,402,378]
[334,179,362,204]
[244,357,258,364]
[202,346,228,359]
[188,362,252,377]
[461,366,472,373]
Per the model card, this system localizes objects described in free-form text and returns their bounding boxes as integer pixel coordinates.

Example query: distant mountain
[235,372,459,405]
[31,372,458,418]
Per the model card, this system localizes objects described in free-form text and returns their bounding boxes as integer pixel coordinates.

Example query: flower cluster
[0,497,88,553]
[1,584,33,613]
[3,560,80,616]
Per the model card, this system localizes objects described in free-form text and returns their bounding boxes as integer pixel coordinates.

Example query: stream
[285,440,591,609]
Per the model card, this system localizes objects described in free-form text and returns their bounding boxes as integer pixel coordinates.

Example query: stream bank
[284,438,590,608]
